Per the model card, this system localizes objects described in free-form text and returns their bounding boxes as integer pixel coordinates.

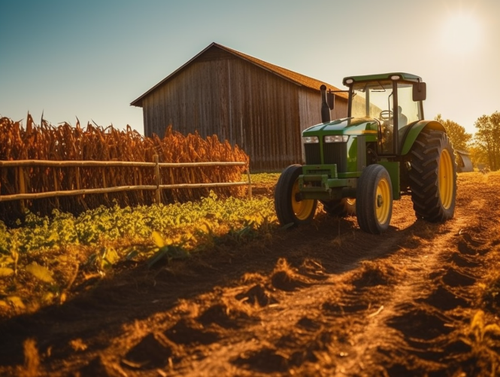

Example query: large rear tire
[409,129,457,222]
[275,165,317,226]
[356,164,393,234]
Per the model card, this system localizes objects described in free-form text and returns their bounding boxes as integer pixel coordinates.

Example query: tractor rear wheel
[356,164,393,234]
[409,129,456,222]
[275,165,317,226]
[321,198,356,217]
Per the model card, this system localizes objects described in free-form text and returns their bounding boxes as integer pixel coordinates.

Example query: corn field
[0,115,249,224]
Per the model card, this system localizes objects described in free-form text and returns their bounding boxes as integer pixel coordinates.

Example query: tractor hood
[302,117,379,137]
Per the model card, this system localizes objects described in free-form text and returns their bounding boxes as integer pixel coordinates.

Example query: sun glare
[441,13,482,55]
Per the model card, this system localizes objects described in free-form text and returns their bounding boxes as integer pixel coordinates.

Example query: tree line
[435,112,500,171]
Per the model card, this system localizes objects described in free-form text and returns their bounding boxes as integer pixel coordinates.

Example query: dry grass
[0,115,249,223]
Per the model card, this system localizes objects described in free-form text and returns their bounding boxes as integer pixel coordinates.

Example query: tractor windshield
[351,81,393,120]
[351,80,422,127]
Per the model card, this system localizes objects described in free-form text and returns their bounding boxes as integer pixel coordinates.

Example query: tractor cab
[343,73,426,156]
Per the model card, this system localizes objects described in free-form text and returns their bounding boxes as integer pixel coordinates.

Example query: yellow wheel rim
[439,149,454,209]
[291,180,315,220]
[375,177,391,224]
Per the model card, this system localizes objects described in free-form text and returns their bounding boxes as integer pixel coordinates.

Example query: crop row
[0,191,276,317]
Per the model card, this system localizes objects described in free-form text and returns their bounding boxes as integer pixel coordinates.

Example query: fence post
[246,167,252,199]
[52,168,60,209]
[154,154,161,204]
[18,166,26,212]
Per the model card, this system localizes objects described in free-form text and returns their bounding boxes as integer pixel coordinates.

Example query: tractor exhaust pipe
[320,85,330,123]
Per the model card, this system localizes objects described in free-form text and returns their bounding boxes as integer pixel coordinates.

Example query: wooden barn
[131,42,348,171]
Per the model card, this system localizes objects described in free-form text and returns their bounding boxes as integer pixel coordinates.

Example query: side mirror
[327,90,334,110]
[413,82,426,101]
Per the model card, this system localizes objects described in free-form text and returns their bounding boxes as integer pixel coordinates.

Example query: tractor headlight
[324,135,349,143]
[303,136,319,144]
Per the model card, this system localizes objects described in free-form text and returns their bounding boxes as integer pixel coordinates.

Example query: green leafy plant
[0,190,278,316]
[461,310,500,374]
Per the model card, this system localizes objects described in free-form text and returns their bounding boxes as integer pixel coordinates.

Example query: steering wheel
[379,110,393,121]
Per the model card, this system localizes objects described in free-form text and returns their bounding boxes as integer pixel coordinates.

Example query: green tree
[468,145,489,170]
[435,114,472,152]
[473,112,500,171]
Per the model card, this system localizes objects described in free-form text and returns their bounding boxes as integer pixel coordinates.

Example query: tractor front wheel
[275,165,317,226]
[409,129,457,222]
[356,164,393,234]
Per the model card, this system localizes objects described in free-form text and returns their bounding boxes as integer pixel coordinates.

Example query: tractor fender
[400,120,446,155]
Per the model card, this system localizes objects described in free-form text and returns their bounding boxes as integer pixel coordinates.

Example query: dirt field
[1,172,499,376]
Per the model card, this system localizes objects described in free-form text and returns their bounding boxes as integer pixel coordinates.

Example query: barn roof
[131,42,345,107]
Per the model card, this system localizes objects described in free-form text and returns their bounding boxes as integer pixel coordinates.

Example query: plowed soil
[1,172,500,377]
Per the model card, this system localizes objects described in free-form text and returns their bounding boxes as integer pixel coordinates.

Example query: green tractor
[274,72,457,234]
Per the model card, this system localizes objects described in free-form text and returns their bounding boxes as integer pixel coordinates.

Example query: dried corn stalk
[0,115,249,224]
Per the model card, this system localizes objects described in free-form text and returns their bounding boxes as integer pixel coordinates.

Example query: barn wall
[141,47,348,171]
[142,50,301,171]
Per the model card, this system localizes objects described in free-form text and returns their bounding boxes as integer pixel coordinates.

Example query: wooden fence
[0,158,251,226]
[0,158,251,205]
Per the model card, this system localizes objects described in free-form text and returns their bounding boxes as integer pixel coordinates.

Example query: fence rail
[0,160,247,168]
[0,158,251,203]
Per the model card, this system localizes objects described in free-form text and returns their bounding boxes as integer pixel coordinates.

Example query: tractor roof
[342,72,422,86]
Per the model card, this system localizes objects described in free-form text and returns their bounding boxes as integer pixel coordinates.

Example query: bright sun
[441,13,482,55]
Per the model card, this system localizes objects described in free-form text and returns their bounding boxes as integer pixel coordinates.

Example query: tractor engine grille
[324,143,347,172]
[304,144,321,164]
[304,143,347,172]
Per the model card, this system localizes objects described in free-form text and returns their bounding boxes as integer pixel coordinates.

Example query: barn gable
[131,42,347,171]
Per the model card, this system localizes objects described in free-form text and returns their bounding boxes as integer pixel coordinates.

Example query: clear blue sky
[1,0,499,136]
